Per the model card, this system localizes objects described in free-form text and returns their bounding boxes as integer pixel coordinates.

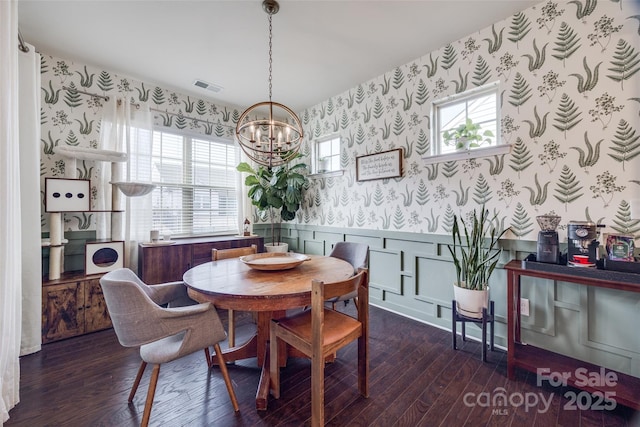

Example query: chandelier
[235,0,304,168]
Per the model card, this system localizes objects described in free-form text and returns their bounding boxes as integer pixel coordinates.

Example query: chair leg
[141,364,160,427]
[311,351,325,427]
[213,343,240,412]
[129,361,147,403]
[269,323,280,399]
[204,347,212,368]
[357,335,369,398]
[228,309,235,348]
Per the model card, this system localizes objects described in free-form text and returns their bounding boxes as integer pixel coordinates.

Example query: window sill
[308,170,345,179]
[422,144,511,165]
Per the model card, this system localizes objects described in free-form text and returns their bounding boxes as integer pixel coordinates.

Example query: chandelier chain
[268,14,273,102]
[235,0,304,168]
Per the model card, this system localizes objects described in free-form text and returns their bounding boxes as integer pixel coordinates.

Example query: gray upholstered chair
[328,242,369,309]
[100,268,239,427]
[212,244,258,348]
[106,268,216,366]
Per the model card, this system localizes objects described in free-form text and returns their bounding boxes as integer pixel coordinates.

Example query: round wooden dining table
[183,254,354,410]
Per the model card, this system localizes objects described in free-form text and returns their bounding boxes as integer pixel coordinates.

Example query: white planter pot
[453,283,489,319]
[455,137,470,150]
[265,242,289,253]
[319,158,331,173]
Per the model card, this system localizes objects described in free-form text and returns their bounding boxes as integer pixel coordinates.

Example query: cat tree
[48,146,153,279]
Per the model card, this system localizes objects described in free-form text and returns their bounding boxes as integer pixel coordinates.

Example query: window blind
[147,130,241,237]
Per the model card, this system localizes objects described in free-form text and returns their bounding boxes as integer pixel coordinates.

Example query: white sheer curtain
[1,1,22,423]
[98,98,153,270]
[96,97,128,239]
[18,41,42,357]
[124,106,153,273]
[239,150,254,233]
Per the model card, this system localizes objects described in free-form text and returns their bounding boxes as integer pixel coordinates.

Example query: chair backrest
[100,268,173,348]
[329,242,369,273]
[310,268,369,370]
[101,266,158,299]
[212,244,257,261]
[312,268,369,316]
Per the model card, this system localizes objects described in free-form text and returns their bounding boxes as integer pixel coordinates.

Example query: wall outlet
[520,298,530,317]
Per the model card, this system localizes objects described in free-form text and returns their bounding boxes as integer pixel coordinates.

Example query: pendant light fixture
[235,0,304,168]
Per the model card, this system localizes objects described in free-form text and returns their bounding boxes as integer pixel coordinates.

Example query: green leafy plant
[448,207,508,290]
[236,154,308,246]
[443,119,494,150]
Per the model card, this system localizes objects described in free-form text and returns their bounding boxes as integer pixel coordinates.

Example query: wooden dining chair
[269,268,369,427]
[212,244,258,347]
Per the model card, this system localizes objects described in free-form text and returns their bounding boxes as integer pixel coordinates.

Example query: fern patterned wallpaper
[298,0,640,244]
[39,58,242,233]
[39,0,640,245]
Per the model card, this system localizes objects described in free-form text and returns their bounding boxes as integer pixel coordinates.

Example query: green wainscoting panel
[486,267,508,323]
[369,248,402,294]
[555,280,583,306]
[282,236,299,253]
[345,235,382,251]
[297,230,314,243]
[369,286,384,302]
[261,223,640,377]
[584,286,640,353]
[415,255,455,308]
[312,230,343,251]
[303,239,324,255]
[519,274,556,335]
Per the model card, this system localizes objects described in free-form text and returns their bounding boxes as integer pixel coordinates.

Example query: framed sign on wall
[356,148,403,182]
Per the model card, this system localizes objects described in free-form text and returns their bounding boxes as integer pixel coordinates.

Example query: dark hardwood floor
[6,305,639,426]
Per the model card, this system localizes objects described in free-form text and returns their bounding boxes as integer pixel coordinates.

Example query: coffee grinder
[536,215,561,263]
[567,221,599,264]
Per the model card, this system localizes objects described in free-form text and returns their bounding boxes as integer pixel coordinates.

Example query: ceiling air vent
[193,79,223,93]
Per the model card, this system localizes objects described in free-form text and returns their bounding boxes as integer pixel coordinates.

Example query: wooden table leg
[256,341,270,411]
[211,310,284,367]
[257,311,287,367]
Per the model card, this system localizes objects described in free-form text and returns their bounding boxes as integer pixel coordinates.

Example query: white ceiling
[18,0,539,112]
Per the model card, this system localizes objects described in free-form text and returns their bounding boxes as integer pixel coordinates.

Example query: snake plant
[448,206,508,290]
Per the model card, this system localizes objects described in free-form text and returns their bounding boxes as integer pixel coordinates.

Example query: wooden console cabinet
[505,260,640,410]
[42,271,112,343]
[138,235,264,284]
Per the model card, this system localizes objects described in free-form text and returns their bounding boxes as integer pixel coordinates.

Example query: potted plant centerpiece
[448,207,508,318]
[237,153,309,252]
[443,118,494,150]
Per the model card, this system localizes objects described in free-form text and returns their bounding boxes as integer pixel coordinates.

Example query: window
[148,130,241,237]
[313,135,341,174]
[430,81,501,158]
